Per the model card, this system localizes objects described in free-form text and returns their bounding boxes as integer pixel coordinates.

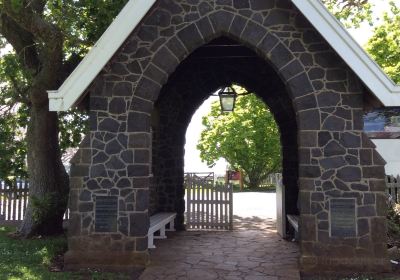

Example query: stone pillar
[298,87,390,272]
[152,103,187,229]
[63,80,150,270]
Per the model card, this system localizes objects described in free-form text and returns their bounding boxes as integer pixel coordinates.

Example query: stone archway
[151,37,298,232]
[66,0,389,273]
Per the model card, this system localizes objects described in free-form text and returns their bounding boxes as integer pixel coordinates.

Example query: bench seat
[287,214,299,241]
[148,212,176,249]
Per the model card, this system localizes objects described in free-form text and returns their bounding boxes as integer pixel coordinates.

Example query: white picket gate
[184,172,233,230]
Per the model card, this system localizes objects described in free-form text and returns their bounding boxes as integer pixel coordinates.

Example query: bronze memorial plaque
[330,198,356,238]
[95,196,118,232]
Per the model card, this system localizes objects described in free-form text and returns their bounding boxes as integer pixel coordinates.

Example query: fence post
[0,180,4,221]
[385,175,400,204]
[229,183,233,230]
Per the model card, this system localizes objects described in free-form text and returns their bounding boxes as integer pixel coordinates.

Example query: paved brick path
[140,193,300,280]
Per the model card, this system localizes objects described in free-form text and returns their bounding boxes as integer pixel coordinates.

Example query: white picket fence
[262,173,282,187]
[0,179,69,226]
[0,174,398,227]
[185,172,233,230]
[387,175,400,203]
[0,179,29,225]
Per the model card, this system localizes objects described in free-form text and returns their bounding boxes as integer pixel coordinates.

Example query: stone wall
[66,0,390,272]
[65,77,150,269]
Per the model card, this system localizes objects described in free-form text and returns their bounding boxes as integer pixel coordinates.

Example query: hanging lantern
[218,86,237,112]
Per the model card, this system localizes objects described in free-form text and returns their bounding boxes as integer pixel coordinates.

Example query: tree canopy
[0,0,128,237]
[197,90,281,188]
[0,1,129,180]
[365,1,400,83]
[323,0,374,27]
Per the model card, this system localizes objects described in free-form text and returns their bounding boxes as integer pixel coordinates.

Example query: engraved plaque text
[330,198,356,238]
[95,196,118,232]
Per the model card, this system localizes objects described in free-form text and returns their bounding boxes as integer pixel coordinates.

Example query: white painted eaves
[291,0,400,106]
[48,0,400,111]
[47,0,157,111]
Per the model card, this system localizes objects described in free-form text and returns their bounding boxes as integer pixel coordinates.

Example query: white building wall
[372,139,400,176]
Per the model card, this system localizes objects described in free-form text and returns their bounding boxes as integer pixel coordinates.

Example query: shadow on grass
[0,226,139,280]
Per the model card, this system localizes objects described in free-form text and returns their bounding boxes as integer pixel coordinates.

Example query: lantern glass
[218,87,237,112]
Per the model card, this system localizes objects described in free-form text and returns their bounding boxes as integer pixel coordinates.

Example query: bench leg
[148,233,156,249]
[154,226,167,239]
[166,220,175,231]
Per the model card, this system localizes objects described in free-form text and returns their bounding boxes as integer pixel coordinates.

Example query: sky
[347,0,395,45]
[183,0,395,176]
[184,95,228,175]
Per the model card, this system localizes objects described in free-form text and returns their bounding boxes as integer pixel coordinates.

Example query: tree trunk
[245,170,264,189]
[17,103,69,237]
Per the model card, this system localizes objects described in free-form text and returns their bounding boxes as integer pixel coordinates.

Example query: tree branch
[3,0,60,45]
[2,0,64,105]
[27,0,47,14]
[0,13,40,73]
[60,52,82,81]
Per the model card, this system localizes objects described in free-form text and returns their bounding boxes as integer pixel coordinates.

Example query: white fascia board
[291,0,400,106]
[48,0,400,111]
[48,0,157,111]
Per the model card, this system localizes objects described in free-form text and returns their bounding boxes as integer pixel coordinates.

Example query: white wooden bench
[148,212,176,249]
[287,214,299,241]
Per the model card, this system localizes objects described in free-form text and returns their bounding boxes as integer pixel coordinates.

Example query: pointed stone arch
[150,36,299,230]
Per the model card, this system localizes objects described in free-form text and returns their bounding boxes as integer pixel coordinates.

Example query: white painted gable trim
[48,0,157,111]
[291,0,400,106]
[48,0,400,111]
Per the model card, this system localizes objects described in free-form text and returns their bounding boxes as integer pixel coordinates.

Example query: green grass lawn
[0,226,133,280]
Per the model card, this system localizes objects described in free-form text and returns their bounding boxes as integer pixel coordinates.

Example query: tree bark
[17,102,69,237]
[0,2,68,238]
[246,173,262,189]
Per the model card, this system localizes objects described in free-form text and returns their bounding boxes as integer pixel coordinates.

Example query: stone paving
[140,193,300,280]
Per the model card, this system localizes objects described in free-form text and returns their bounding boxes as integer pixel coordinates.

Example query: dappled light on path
[140,193,299,280]
[233,215,276,232]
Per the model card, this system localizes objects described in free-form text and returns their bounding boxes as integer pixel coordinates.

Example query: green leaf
[322,0,374,28]
[197,90,281,188]
[365,1,400,83]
